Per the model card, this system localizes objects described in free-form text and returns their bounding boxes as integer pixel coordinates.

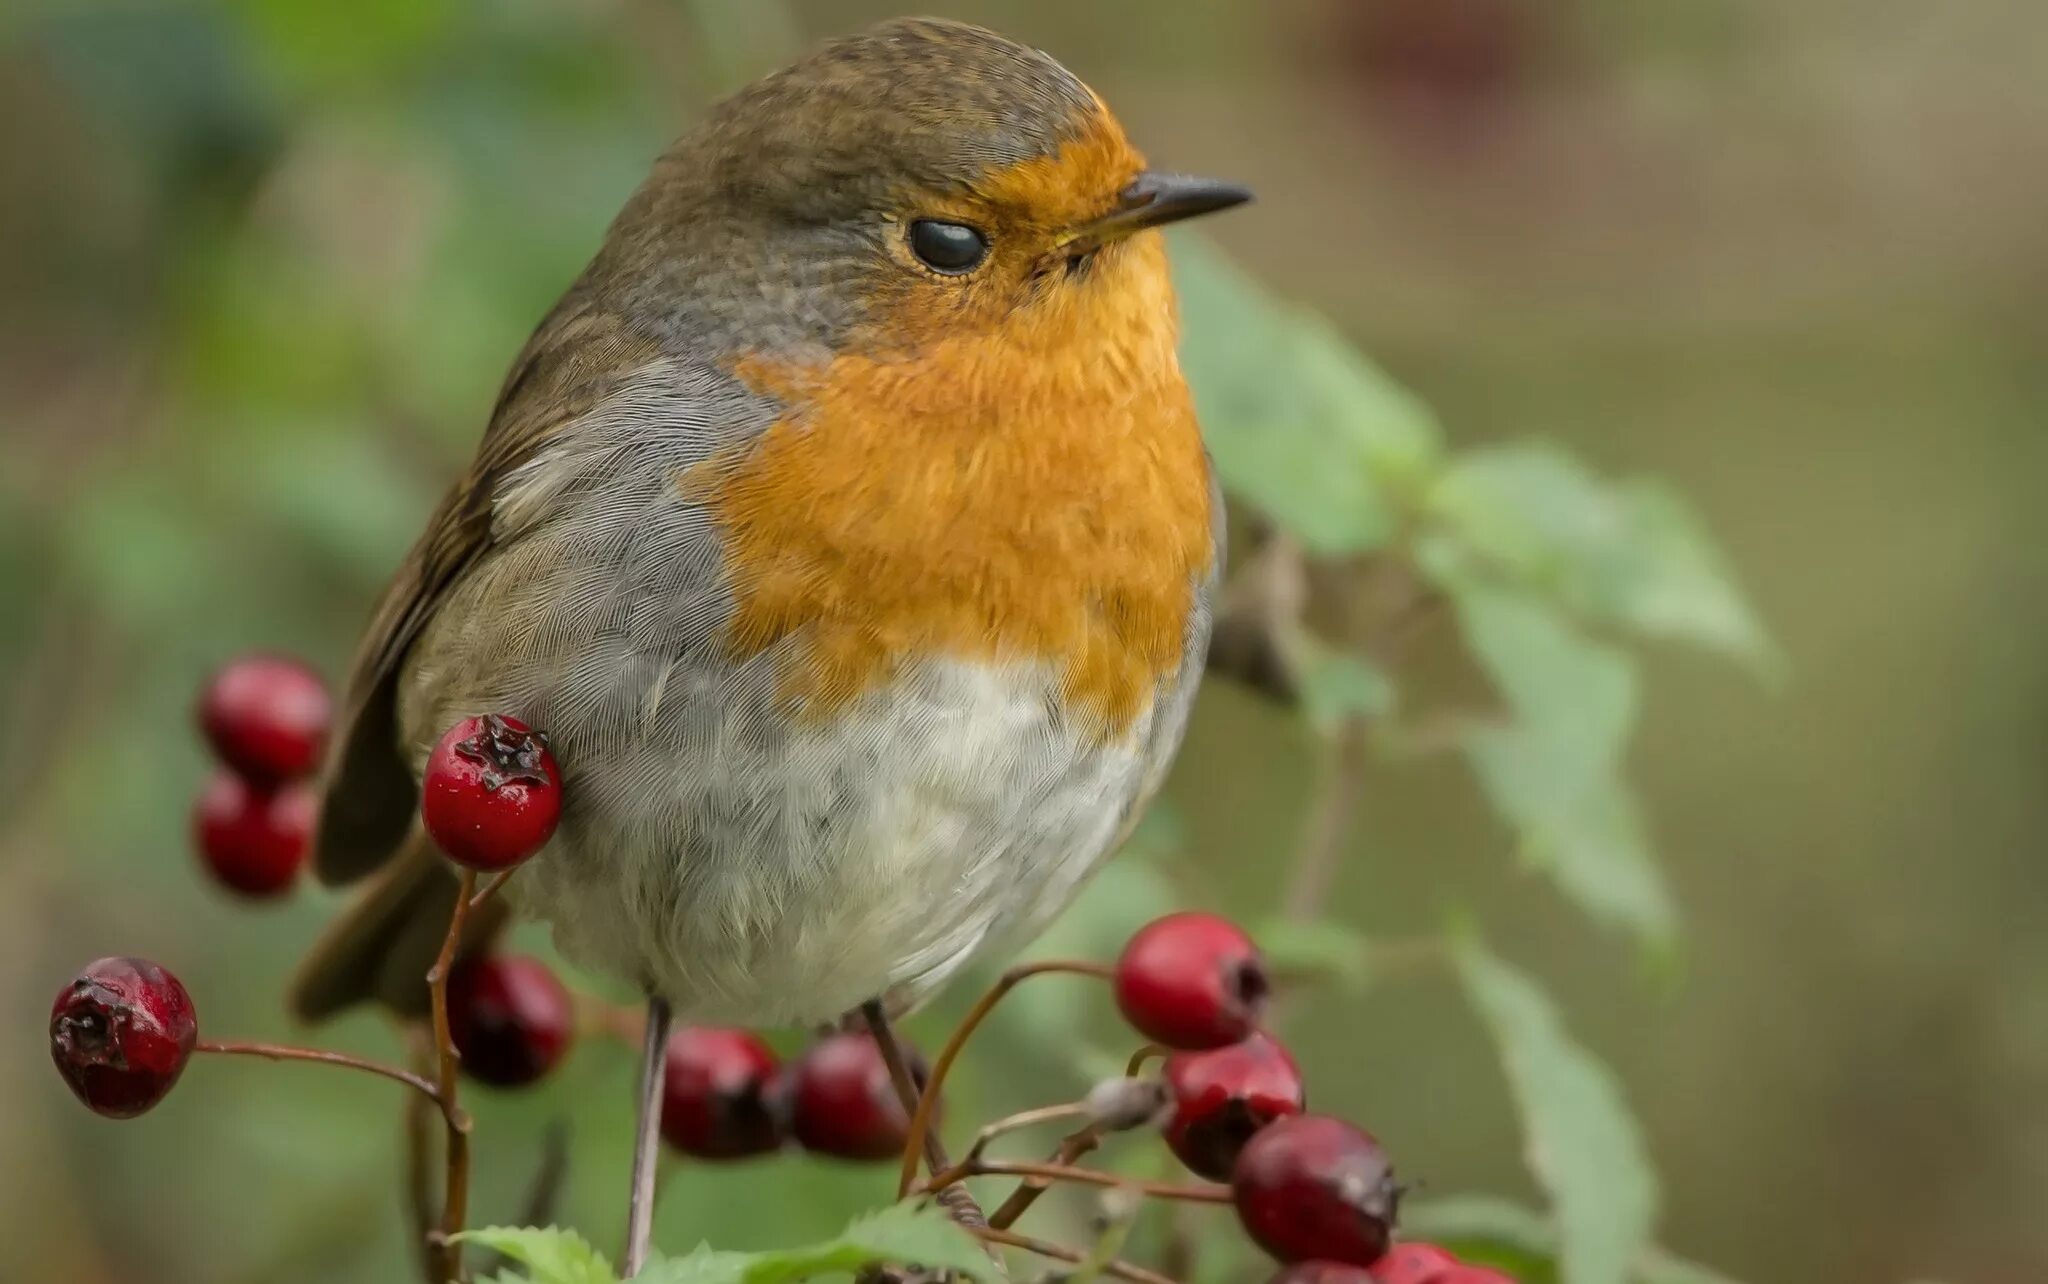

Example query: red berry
[1114,912,1270,1049]
[1232,1114,1400,1265]
[660,1026,785,1159]
[1269,1265,1378,1284]
[50,957,198,1118]
[1371,1243,1462,1284]
[785,1031,924,1161]
[192,771,315,897]
[420,715,562,871]
[445,956,573,1088]
[197,654,330,784]
[1164,1033,1307,1179]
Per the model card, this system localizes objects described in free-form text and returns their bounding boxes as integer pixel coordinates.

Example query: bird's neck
[702,238,1214,739]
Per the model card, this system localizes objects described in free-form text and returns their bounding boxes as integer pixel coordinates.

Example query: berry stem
[1125,1044,1168,1076]
[973,1226,1180,1284]
[467,868,517,910]
[964,1102,1091,1166]
[923,1158,1230,1206]
[987,1124,1106,1230]
[403,1030,439,1284]
[195,1040,442,1100]
[894,959,1113,1199]
[426,868,478,1283]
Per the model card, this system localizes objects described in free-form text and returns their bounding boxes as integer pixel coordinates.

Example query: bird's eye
[907,219,989,274]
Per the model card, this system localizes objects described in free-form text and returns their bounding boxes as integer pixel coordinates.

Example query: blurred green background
[3,1,2044,1281]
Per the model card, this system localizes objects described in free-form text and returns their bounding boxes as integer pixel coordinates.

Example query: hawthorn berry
[661,1026,785,1159]
[1163,1032,1307,1179]
[1233,1114,1401,1265]
[49,957,198,1118]
[445,955,573,1088]
[192,770,315,897]
[785,1031,923,1161]
[1113,911,1270,1049]
[197,654,330,784]
[1269,1264,1378,1284]
[420,714,562,871]
[1371,1242,1462,1284]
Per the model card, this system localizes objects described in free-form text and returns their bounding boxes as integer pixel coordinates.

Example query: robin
[291,16,1247,1271]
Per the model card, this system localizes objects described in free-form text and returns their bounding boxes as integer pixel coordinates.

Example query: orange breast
[692,235,1213,740]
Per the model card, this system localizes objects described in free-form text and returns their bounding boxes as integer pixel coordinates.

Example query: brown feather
[312,295,659,884]
[289,835,509,1020]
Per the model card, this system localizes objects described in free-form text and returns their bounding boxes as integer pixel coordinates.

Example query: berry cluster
[192,655,330,897]
[440,960,929,1166]
[49,660,1528,1282]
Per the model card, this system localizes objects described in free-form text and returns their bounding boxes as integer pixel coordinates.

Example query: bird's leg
[621,994,674,1278]
[859,1001,995,1239]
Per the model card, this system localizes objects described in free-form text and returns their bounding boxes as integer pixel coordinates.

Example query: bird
[290,16,1248,1273]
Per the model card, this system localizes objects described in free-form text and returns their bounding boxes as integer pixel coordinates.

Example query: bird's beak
[1060,171,1253,251]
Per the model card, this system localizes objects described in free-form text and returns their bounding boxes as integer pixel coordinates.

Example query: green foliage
[1437,575,1677,950]
[1424,443,1779,676]
[459,1227,614,1284]
[1453,936,1659,1284]
[1174,234,1443,555]
[462,1204,990,1284]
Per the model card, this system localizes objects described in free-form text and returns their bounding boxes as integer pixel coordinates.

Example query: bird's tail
[289,832,509,1021]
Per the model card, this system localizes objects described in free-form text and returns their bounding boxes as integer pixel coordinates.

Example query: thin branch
[962,1103,1090,1167]
[895,960,1112,1199]
[196,1040,442,1101]
[1124,1044,1167,1077]
[922,1159,1229,1206]
[467,868,517,911]
[403,1030,438,1284]
[988,1125,1106,1230]
[425,868,477,1283]
[1281,716,1369,921]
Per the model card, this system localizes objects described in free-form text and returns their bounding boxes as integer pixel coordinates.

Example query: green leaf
[456,1226,615,1284]
[1453,938,1658,1284]
[809,1203,993,1279]
[1172,233,1443,555]
[1519,779,1676,956]
[1437,576,1676,948]
[1605,481,1781,679]
[1406,1194,1746,1284]
[641,1245,750,1284]
[1295,636,1398,733]
[1251,916,1375,992]
[1425,441,1777,676]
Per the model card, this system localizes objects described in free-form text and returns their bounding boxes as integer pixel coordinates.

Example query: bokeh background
[4,1,2044,1281]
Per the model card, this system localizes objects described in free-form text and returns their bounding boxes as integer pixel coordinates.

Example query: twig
[403,1030,438,1284]
[426,868,477,1283]
[962,1103,1090,1166]
[895,961,1113,1199]
[196,1040,443,1101]
[921,1159,1229,1206]
[1281,716,1369,921]
[467,869,517,911]
[988,1125,1106,1230]
[973,1227,1179,1284]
